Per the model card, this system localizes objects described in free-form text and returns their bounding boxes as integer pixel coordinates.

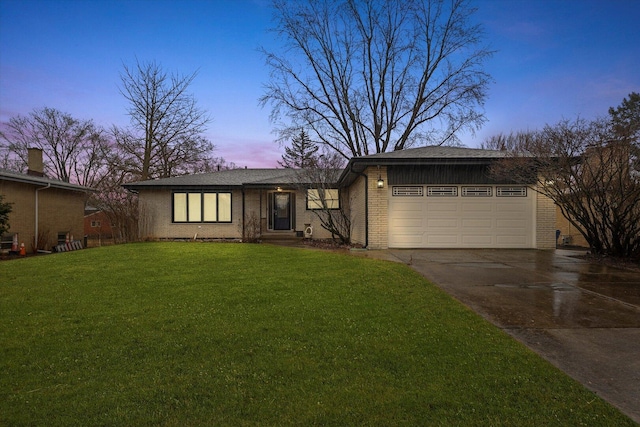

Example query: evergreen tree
[0,195,12,235]
[278,130,319,168]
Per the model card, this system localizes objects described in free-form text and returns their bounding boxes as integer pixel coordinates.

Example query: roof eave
[337,156,502,186]
[0,172,94,192]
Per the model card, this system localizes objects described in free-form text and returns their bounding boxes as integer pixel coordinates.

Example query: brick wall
[138,189,243,239]
[1,180,85,253]
[293,190,336,240]
[137,188,339,241]
[555,205,589,248]
[535,189,557,249]
[84,211,114,238]
[366,166,389,249]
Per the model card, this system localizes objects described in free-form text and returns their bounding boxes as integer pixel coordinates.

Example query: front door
[273,193,291,230]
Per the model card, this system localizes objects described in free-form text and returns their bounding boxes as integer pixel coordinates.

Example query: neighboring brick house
[84,207,115,240]
[0,148,91,253]
[124,146,557,250]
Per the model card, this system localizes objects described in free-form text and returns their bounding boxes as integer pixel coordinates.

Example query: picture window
[173,192,232,223]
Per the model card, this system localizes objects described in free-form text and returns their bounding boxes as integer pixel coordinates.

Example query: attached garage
[338,146,557,250]
[388,185,535,248]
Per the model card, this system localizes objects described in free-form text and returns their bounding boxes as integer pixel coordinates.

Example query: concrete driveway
[357,248,640,423]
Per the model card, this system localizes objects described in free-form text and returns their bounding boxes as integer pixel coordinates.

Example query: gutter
[241,188,245,241]
[35,182,51,250]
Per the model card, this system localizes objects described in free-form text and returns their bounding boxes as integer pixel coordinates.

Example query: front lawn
[0,243,633,426]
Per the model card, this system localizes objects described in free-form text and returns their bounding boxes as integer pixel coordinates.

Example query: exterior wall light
[376,164,384,188]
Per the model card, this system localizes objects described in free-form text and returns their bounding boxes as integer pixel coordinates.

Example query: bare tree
[261,0,492,159]
[192,156,239,173]
[116,59,214,180]
[489,116,640,259]
[278,129,319,168]
[88,159,140,244]
[0,107,109,187]
[480,131,534,151]
[295,152,351,244]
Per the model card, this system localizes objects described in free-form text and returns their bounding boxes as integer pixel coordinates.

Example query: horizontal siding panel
[427,235,459,244]
[462,235,494,244]
[497,235,528,245]
[390,218,423,228]
[462,202,492,212]
[427,219,458,228]
[427,203,458,212]
[462,219,492,228]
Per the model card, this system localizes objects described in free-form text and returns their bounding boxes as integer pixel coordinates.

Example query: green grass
[0,243,633,426]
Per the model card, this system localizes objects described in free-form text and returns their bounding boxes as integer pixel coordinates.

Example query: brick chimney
[27,147,44,177]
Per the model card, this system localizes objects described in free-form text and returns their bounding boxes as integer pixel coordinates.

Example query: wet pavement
[353,248,640,423]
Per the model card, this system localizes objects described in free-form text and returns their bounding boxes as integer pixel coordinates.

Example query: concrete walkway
[353,248,640,423]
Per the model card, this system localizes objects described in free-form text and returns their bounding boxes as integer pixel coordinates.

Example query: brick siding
[536,189,557,249]
[366,166,389,249]
[555,205,589,248]
[1,180,84,253]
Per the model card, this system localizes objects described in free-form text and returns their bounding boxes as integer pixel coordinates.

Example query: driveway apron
[373,249,640,423]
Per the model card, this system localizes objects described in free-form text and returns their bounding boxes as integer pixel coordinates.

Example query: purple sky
[1,0,639,168]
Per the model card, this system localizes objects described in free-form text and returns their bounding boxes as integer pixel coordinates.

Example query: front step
[260,231,301,240]
[260,231,304,244]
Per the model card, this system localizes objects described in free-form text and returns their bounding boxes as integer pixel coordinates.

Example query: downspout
[349,163,369,248]
[35,183,51,251]
[241,188,246,241]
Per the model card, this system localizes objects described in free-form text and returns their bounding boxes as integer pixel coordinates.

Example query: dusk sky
[1,0,639,168]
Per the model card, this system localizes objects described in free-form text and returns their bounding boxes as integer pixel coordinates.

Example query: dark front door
[273,193,291,230]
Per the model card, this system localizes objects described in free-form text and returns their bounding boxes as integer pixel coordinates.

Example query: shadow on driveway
[354,248,640,423]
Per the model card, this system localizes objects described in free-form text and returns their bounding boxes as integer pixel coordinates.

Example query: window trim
[496,186,527,197]
[427,186,458,197]
[306,188,340,210]
[172,191,233,223]
[461,186,492,197]
[392,186,424,196]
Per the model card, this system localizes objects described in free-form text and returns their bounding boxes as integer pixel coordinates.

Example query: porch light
[376,164,384,188]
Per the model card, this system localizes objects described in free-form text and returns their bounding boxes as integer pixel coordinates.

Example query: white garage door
[388,185,535,248]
